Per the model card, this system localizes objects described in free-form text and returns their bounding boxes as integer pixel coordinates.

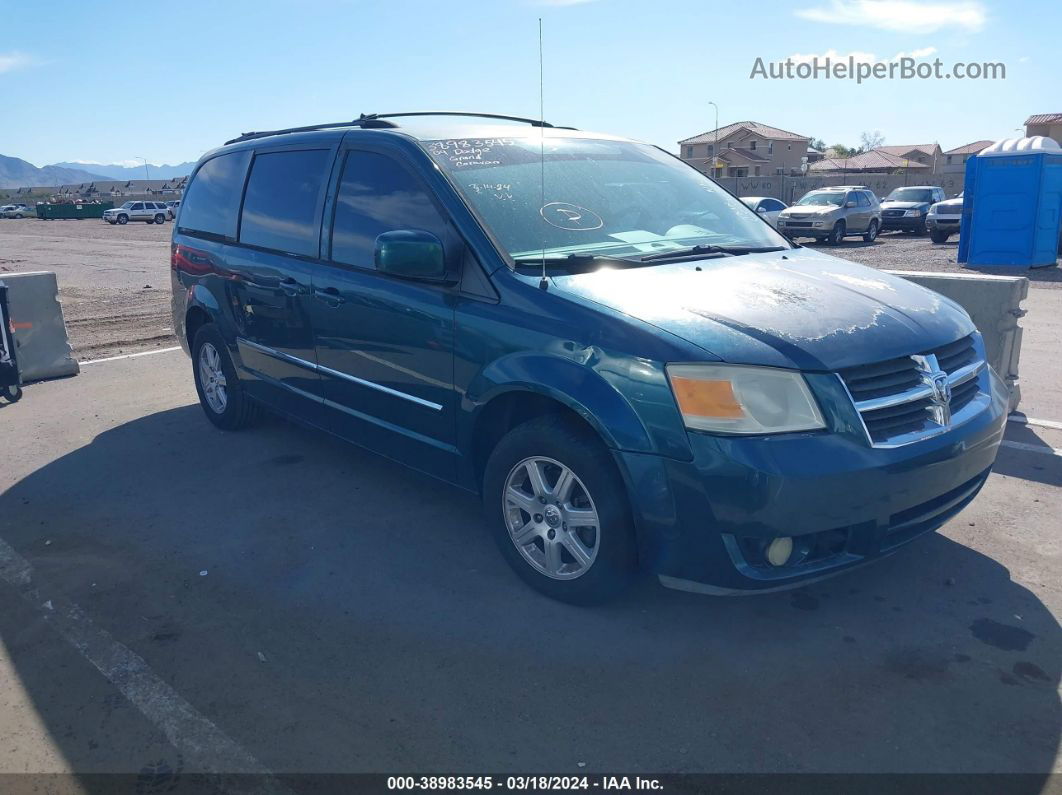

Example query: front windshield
[423,136,788,261]
[887,188,933,202]
[795,192,844,206]
[120,202,134,209]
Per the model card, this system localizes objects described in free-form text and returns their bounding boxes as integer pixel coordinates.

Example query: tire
[107,220,116,225]
[155,214,165,224]
[915,219,928,236]
[482,415,637,604]
[930,230,949,244]
[1,384,22,403]
[863,219,879,243]
[191,323,260,430]
[827,221,845,245]
[117,214,128,225]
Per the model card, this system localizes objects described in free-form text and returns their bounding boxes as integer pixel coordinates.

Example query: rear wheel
[483,415,637,604]
[1,384,21,403]
[192,323,260,430]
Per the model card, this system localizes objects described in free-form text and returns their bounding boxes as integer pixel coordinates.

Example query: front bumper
[778,219,830,237]
[617,369,1008,593]
[881,214,926,231]
[927,216,961,231]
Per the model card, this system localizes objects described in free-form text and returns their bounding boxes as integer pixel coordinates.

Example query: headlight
[813,221,824,227]
[904,209,924,217]
[666,364,826,435]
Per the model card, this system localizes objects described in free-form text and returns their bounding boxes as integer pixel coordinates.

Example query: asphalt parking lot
[0,221,1059,790]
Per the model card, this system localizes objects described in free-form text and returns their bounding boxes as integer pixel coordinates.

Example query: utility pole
[708,101,719,178]
[137,157,150,182]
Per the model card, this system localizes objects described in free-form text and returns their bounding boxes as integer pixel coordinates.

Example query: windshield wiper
[638,244,787,262]
[511,253,640,270]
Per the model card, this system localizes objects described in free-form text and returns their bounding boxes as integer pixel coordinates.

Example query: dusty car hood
[881,201,928,210]
[550,248,974,371]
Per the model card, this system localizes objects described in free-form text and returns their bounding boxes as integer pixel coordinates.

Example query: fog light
[766,536,794,567]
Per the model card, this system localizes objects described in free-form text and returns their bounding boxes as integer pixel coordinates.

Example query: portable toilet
[958,136,1062,268]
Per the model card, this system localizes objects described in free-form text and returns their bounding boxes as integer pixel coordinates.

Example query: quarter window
[180,150,252,239]
[331,151,448,269]
[239,149,330,256]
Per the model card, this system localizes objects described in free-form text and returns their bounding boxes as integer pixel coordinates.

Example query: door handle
[313,287,346,307]
[279,277,306,296]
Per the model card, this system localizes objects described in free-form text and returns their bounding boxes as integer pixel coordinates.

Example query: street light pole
[708,101,719,178]
[137,157,150,182]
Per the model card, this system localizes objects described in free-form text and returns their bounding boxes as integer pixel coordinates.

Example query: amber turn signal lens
[670,376,745,419]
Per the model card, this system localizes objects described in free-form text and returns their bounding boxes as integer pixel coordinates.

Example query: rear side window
[239,149,331,256]
[180,150,252,239]
[331,151,448,269]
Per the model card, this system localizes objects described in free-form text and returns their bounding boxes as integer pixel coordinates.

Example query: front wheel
[483,416,637,604]
[116,214,128,225]
[1,384,22,403]
[827,221,846,245]
[863,219,879,243]
[192,324,260,430]
[930,230,949,244]
[153,214,165,224]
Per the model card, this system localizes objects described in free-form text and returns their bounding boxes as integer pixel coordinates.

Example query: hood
[931,198,964,212]
[550,248,974,371]
[881,200,929,210]
[780,205,837,216]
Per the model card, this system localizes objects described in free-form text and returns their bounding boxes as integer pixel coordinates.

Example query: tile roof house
[678,121,812,178]
[941,140,994,174]
[1024,113,1062,146]
[872,144,942,167]
[807,149,931,174]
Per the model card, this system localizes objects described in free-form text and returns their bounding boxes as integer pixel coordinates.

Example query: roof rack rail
[225,111,566,145]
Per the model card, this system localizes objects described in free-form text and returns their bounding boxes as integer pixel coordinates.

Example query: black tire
[827,221,845,245]
[930,230,949,244]
[814,237,826,244]
[191,323,260,430]
[915,219,928,236]
[117,214,128,225]
[107,220,116,225]
[1,384,22,403]
[863,219,879,243]
[154,214,165,224]
[482,415,637,604]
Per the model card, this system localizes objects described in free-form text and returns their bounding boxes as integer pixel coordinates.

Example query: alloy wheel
[502,456,600,580]
[198,342,228,414]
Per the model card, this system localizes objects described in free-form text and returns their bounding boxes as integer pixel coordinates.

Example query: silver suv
[777,187,882,245]
[102,201,168,225]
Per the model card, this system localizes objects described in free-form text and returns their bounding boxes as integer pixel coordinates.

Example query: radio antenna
[538,17,548,290]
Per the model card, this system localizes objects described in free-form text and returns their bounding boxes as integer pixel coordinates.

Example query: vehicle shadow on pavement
[995,424,1062,486]
[0,405,1058,785]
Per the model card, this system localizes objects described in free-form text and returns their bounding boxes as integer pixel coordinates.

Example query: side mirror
[756,206,767,213]
[374,229,449,281]
[845,201,857,208]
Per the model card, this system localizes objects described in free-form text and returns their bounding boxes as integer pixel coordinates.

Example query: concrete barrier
[886,270,1027,412]
[1,271,79,381]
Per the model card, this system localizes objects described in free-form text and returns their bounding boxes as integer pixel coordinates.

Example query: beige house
[941,140,994,174]
[873,144,942,168]
[1025,113,1062,145]
[679,122,811,178]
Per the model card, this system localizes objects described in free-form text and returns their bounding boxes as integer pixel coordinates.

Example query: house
[1024,113,1062,146]
[807,149,931,175]
[678,121,811,178]
[941,140,994,174]
[872,144,942,168]
[806,146,825,163]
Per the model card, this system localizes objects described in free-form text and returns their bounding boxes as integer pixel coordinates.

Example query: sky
[1,0,1056,166]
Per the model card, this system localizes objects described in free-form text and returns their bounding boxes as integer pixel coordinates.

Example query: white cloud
[0,52,36,74]
[794,0,986,34]
[788,46,938,64]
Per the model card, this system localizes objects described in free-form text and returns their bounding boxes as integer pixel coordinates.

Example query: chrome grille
[838,334,987,447]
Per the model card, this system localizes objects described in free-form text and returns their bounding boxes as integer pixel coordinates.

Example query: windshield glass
[120,202,134,209]
[422,136,788,260]
[887,188,933,202]
[795,192,845,207]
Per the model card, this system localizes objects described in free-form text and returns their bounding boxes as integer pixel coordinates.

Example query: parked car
[739,196,787,229]
[172,113,1007,603]
[103,201,168,225]
[776,187,882,244]
[927,192,964,243]
[165,200,181,220]
[1,203,31,219]
[880,186,946,235]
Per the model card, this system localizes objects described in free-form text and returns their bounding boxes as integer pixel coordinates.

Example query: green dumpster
[35,201,114,220]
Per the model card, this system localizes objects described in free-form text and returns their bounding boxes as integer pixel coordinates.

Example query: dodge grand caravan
[171,112,1007,603]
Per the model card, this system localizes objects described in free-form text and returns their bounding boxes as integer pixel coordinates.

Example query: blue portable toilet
[958,136,1062,268]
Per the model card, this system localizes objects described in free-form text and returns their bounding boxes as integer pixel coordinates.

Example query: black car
[880,186,946,234]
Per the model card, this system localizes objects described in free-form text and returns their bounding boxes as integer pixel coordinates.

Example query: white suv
[103,201,168,225]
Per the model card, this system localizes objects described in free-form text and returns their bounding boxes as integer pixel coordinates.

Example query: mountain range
[0,154,194,188]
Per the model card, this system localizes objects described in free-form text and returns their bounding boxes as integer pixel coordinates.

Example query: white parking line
[1007,414,1062,432]
[0,536,292,794]
[1000,440,1062,457]
[80,346,182,365]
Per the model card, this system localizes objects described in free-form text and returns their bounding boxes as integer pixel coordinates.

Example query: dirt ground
[0,217,174,360]
[0,219,1059,362]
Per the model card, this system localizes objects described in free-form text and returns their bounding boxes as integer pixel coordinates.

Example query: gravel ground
[0,217,174,360]
[806,231,1062,288]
